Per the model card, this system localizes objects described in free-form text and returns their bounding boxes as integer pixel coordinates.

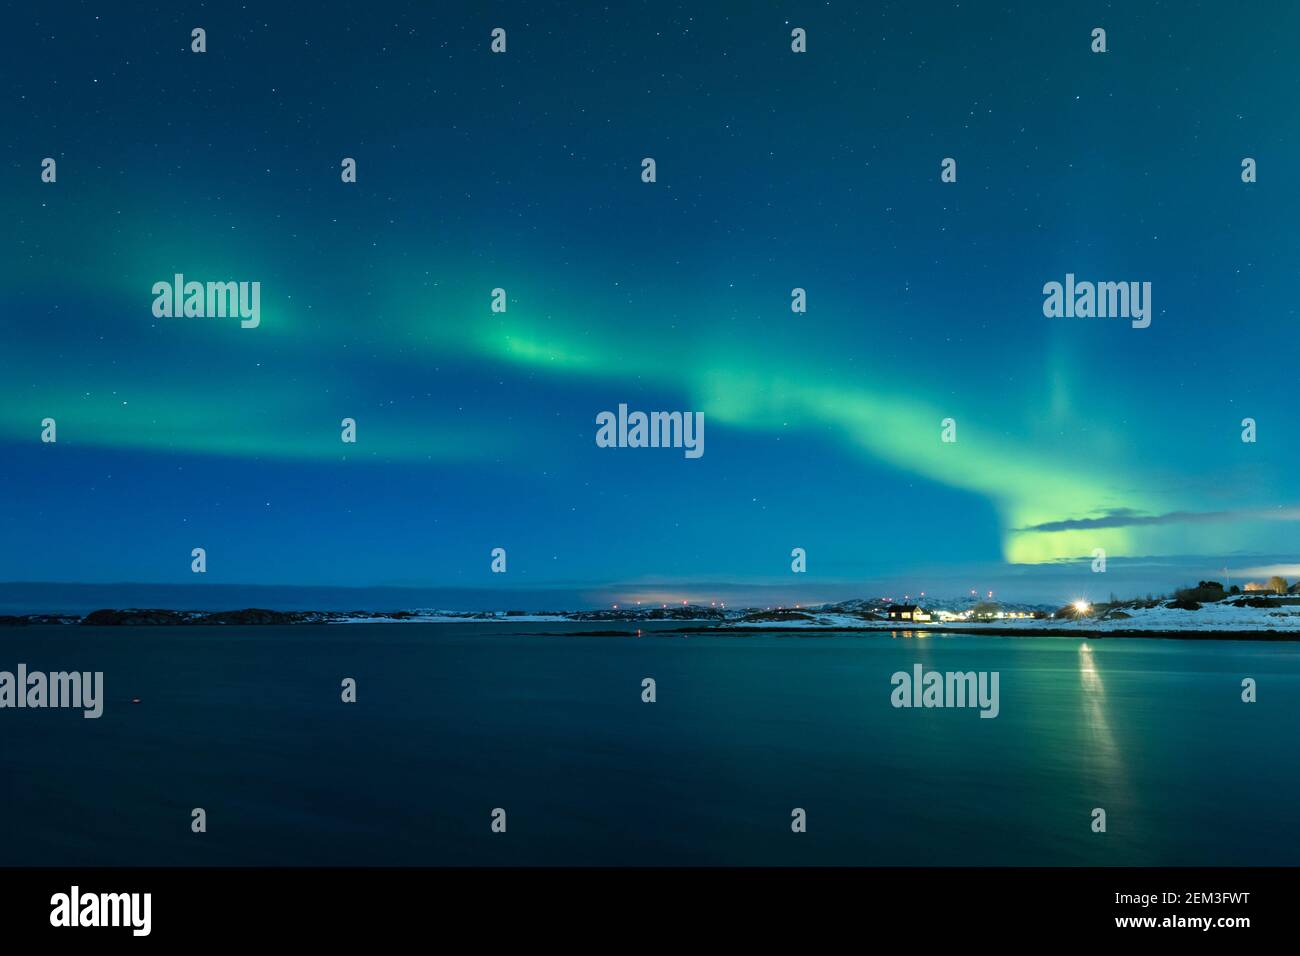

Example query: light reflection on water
[0,623,1296,865]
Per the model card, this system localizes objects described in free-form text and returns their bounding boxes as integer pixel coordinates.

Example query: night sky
[3,2,1299,609]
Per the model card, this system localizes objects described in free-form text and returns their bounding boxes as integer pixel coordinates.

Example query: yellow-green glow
[446,314,1167,564]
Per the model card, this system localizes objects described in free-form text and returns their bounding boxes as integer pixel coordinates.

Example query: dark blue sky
[3,2,1299,609]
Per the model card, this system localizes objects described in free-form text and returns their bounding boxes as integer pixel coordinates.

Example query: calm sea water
[2,623,1297,866]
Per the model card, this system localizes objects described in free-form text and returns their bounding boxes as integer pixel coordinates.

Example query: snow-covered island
[3,580,1299,638]
[707,584,1300,638]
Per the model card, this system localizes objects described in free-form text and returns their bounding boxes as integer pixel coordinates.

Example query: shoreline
[670,624,1300,641]
[4,616,1298,641]
[4,599,1300,641]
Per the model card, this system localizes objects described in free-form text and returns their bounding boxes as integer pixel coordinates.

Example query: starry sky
[2,2,1299,610]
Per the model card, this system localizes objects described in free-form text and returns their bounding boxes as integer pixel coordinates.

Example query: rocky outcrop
[80,608,319,626]
[81,608,195,626]
[0,614,81,627]
[739,610,816,623]
[198,609,311,625]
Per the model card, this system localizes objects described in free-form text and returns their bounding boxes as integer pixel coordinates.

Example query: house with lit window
[885,604,931,622]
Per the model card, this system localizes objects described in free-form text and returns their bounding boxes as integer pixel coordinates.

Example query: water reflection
[1078,641,1133,827]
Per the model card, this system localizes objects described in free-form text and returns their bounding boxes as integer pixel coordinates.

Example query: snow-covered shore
[9,598,1299,637]
[709,601,1300,636]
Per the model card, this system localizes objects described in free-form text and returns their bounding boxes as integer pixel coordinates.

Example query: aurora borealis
[3,2,1299,607]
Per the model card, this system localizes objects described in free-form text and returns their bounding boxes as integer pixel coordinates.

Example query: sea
[2,623,1297,865]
